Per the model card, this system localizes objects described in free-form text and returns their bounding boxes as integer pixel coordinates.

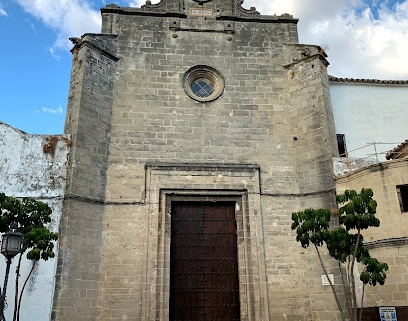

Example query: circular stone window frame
[183,65,225,103]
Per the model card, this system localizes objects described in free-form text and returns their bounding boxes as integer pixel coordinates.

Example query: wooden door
[170,201,240,321]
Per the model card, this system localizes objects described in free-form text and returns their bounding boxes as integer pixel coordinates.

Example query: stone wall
[53,2,342,320]
[336,158,408,309]
[52,33,118,320]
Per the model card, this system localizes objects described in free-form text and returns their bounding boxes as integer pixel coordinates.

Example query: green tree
[291,188,388,321]
[0,193,58,321]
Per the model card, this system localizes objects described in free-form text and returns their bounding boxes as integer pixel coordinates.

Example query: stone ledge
[365,237,408,250]
[145,162,260,172]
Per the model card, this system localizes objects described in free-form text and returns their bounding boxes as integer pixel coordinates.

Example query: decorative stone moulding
[183,65,225,103]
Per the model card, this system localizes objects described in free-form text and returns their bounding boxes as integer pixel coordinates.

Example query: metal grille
[170,202,240,321]
[191,79,214,98]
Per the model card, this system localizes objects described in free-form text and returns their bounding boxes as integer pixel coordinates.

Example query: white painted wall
[330,83,408,161]
[0,123,70,321]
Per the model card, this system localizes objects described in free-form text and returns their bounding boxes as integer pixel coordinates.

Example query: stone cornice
[365,237,408,250]
[329,75,408,86]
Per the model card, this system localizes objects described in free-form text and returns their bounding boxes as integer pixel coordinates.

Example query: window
[337,134,347,157]
[191,78,214,98]
[183,65,224,102]
[396,184,408,212]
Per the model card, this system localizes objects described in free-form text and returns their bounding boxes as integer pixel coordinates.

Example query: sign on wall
[189,8,213,17]
[321,274,334,286]
[379,307,397,321]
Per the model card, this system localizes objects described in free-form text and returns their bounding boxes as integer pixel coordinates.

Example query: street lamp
[0,223,23,321]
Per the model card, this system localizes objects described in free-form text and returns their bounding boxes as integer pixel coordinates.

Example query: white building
[330,76,408,163]
[0,122,70,321]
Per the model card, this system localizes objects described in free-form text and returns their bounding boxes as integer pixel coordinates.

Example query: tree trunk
[314,244,346,321]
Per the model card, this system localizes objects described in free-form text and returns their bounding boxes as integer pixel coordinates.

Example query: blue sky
[0,0,407,134]
[0,1,70,134]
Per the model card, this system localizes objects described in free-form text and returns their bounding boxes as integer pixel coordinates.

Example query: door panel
[170,202,240,321]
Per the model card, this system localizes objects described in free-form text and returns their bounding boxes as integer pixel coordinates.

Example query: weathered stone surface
[0,122,70,321]
[336,159,408,309]
[53,1,341,320]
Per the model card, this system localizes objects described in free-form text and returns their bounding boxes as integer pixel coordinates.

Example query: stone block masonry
[53,1,343,320]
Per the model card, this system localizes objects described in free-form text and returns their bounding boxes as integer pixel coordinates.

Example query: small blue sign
[379,307,397,321]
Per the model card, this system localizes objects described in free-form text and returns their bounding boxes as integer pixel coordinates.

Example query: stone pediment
[140,0,259,17]
[104,0,296,21]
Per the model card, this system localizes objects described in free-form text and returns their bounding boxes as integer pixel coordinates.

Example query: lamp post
[0,223,23,321]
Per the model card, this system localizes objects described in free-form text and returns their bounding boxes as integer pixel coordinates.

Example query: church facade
[51,1,340,320]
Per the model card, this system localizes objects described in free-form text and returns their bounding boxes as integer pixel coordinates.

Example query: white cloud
[14,0,101,52]
[0,2,7,16]
[14,0,408,79]
[25,18,37,34]
[128,1,144,6]
[111,0,164,7]
[42,106,63,114]
[243,0,408,79]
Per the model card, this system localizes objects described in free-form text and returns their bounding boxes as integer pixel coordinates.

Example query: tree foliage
[292,208,331,248]
[0,193,58,321]
[337,189,380,231]
[291,188,388,321]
